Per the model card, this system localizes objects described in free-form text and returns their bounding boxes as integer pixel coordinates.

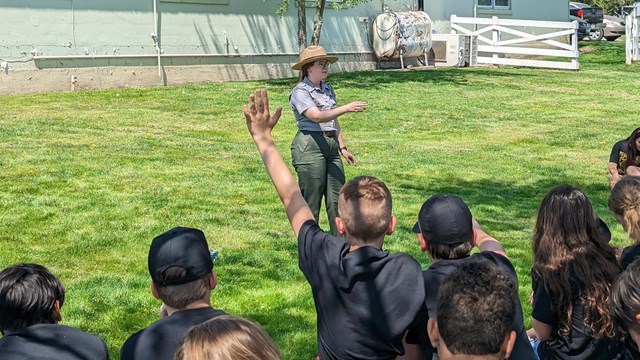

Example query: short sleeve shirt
[298,220,429,360]
[422,252,535,360]
[610,140,640,175]
[532,274,624,360]
[290,77,338,132]
[0,324,110,360]
[621,243,640,270]
[120,306,226,360]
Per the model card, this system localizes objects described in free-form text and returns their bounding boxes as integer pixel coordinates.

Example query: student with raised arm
[243,89,428,360]
[414,194,534,360]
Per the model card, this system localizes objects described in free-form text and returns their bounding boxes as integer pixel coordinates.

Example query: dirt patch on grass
[580,46,598,53]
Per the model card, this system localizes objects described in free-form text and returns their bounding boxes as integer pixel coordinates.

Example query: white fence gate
[450,15,580,70]
[625,3,640,64]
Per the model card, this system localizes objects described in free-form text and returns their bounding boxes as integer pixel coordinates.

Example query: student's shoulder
[121,326,145,356]
[622,243,640,270]
[613,139,628,151]
[54,324,107,343]
[474,251,516,275]
[298,220,342,245]
[2,324,109,360]
[387,252,424,274]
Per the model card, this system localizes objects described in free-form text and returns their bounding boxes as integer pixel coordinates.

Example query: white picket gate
[450,15,580,70]
[625,3,640,64]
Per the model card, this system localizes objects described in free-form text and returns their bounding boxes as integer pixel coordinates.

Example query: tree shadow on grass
[263,66,540,91]
[391,172,611,234]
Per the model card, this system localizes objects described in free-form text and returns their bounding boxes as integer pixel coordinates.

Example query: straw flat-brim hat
[292,45,338,70]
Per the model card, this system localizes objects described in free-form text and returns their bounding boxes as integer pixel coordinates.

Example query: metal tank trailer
[372,10,433,69]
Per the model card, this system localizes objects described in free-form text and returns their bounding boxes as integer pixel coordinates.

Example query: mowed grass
[0,40,638,359]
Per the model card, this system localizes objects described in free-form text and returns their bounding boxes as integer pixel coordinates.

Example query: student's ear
[501,330,517,359]
[418,233,428,252]
[52,300,62,323]
[151,282,161,300]
[335,216,346,236]
[386,215,397,235]
[472,228,478,246]
[210,271,217,290]
[635,313,640,325]
[427,318,440,348]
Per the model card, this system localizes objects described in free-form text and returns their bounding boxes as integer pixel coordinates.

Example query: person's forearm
[473,219,507,257]
[532,319,552,341]
[609,162,620,176]
[305,106,349,123]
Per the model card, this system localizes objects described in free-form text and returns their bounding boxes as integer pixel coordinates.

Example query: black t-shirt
[120,306,226,360]
[532,274,624,360]
[298,220,429,360]
[0,323,110,360]
[625,340,640,360]
[422,252,535,360]
[610,140,640,175]
[621,244,640,359]
[621,243,640,270]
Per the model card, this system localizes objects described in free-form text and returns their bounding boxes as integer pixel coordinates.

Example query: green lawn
[0,40,638,359]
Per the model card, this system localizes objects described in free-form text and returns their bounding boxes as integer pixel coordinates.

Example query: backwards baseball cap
[148,226,213,287]
[413,194,473,245]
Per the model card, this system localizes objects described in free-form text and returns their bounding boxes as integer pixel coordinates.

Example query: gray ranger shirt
[290,77,338,132]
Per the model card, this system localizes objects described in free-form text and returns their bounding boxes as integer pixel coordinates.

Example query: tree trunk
[311,0,326,45]
[296,0,307,52]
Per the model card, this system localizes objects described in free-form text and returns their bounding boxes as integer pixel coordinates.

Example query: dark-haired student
[528,185,624,359]
[414,193,534,360]
[611,258,640,359]
[0,263,110,360]
[609,127,640,189]
[427,260,517,360]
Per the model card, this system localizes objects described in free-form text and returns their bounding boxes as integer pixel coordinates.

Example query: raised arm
[243,89,314,238]
[472,219,508,258]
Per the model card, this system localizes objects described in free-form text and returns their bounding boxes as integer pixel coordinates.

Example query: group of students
[2,46,640,360]
[0,226,282,360]
[243,85,640,360]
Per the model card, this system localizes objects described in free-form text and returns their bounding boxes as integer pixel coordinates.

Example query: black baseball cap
[413,194,473,245]
[148,227,213,287]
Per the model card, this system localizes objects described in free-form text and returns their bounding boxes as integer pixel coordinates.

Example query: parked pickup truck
[569,2,605,39]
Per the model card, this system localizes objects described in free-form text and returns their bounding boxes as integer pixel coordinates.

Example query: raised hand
[242,89,283,138]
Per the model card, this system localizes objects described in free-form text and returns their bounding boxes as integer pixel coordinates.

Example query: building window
[477,0,510,9]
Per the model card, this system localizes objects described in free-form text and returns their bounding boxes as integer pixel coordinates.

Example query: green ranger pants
[291,131,345,237]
